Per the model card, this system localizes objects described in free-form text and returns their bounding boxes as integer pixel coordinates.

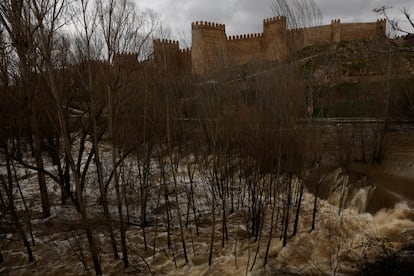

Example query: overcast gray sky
[135,0,413,39]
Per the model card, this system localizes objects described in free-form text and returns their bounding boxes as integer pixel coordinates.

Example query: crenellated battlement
[393,33,414,46]
[153,38,191,76]
[287,28,305,33]
[114,52,138,57]
[153,15,387,77]
[376,18,387,31]
[227,33,263,40]
[180,47,191,53]
[153,39,180,47]
[394,35,406,43]
[394,34,414,40]
[112,52,138,67]
[263,16,286,25]
[191,21,225,31]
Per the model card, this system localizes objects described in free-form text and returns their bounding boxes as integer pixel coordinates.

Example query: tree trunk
[283,175,292,247]
[112,146,128,267]
[45,66,102,275]
[2,150,34,262]
[171,160,189,263]
[107,81,128,267]
[32,126,50,218]
[88,65,119,260]
[292,182,304,237]
[311,181,320,232]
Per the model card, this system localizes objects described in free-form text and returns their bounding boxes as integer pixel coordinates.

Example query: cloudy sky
[135,0,413,40]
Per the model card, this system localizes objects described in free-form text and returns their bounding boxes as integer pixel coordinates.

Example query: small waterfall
[325,167,376,213]
[347,185,376,213]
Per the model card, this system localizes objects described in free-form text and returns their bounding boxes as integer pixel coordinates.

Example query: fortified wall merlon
[113,52,139,67]
[191,21,226,31]
[153,39,180,46]
[153,16,387,77]
[227,33,264,40]
[263,16,287,25]
[153,38,191,74]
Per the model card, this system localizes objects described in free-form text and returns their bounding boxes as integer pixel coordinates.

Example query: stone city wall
[151,17,387,77]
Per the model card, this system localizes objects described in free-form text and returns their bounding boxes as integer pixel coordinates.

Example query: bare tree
[0,0,51,218]
[71,0,121,260]
[96,0,157,267]
[0,146,34,262]
[29,0,103,274]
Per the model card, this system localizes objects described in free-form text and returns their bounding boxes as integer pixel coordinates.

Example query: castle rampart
[227,33,264,66]
[153,16,387,77]
[340,19,386,41]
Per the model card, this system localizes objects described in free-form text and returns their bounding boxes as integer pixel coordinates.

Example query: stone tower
[153,39,180,72]
[191,21,228,77]
[331,19,341,43]
[377,19,387,36]
[263,16,288,61]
